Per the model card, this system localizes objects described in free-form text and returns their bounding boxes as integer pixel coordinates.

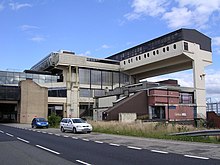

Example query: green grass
[89,121,220,144]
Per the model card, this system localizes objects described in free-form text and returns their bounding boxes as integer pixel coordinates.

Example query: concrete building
[0,28,212,123]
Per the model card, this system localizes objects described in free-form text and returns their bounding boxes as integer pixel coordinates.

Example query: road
[0,124,220,165]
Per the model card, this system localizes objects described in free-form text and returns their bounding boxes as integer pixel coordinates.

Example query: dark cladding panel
[181,29,212,52]
[107,28,211,61]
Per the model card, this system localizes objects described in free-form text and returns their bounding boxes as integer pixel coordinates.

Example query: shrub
[48,113,61,128]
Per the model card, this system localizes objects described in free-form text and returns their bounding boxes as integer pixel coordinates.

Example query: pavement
[3,123,220,160]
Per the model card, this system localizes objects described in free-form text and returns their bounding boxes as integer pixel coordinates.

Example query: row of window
[0,71,60,85]
[107,29,183,61]
[123,44,177,65]
[79,68,131,90]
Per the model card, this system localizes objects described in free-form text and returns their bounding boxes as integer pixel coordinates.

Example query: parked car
[60,118,92,133]
[31,117,49,128]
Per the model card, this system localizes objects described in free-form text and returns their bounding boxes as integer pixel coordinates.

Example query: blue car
[31,117,49,128]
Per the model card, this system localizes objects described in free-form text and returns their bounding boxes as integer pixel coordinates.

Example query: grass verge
[89,120,220,144]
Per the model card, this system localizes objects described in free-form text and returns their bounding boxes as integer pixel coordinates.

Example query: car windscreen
[72,118,86,123]
[36,118,47,122]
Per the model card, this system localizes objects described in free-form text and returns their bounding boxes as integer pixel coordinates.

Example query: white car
[60,118,92,133]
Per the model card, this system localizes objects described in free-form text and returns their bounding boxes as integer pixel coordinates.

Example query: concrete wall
[19,80,48,123]
[119,113,137,123]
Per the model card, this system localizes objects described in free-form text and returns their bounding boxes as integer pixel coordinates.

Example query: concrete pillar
[66,65,79,118]
[193,59,206,119]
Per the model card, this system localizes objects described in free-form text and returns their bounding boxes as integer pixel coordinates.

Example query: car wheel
[61,127,65,132]
[73,127,77,134]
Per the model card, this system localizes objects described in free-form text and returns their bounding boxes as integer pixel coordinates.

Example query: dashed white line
[48,132,53,135]
[17,137,30,143]
[55,134,60,136]
[37,131,41,133]
[72,137,78,139]
[184,155,209,160]
[151,150,168,154]
[95,141,103,144]
[127,146,142,150]
[0,130,4,133]
[36,145,60,155]
[6,133,14,137]
[109,143,120,147]
[82,139,89,141]
[76,160,91,165]
[63,135,69,138]
[42,131,47,134]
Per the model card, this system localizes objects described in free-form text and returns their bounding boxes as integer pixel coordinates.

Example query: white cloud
[20,25,39,31]
[126,0,220,29]
[101,44,110,49]
[0,3,4,11]
[213,37,220,46]
[162,7,192,28]
[9,2,32,10]
[30,35,45,42]
[78,51,91,56]
[125,0,168,20]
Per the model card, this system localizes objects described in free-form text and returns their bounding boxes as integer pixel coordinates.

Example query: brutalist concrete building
[0,28,212,123]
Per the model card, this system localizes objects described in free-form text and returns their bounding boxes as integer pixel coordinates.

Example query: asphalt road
[0,124,220,165]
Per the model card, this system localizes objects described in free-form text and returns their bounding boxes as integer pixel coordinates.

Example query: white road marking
[127,146,142,150]
[109,143,120,147]
[17,137,30,143]
[95,141,103,144]
[37,131,41,133]
[48,132,53,135]
[6,133,14,137]
[72,137,78,139]
[28,129,32,131]
[55,134,60,136]
[151,150,168,154]
[63,135,69,138]
[76,160,91,165]
[184,155,209,160]
[0,130,4,133]
[82,139,89,141]
[42,131,47,134]
[36,145,60,155]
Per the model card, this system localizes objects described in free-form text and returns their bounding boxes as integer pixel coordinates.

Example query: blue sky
[0,0,220,101]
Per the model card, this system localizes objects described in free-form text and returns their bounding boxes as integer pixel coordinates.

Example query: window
[147,53,149,57]
[166,46,169,51]
[163,48,165,52]
[79,68,90,85]
[136,56,138,61]
[91,70,101,86]
[128,59,130,63]
[184,42,188,51]
[156,50,159,54]
[144,54,146,58]
[173,44,176,49]
[153,51,155,55]
[124,61,126,65]
[139,56,141,60]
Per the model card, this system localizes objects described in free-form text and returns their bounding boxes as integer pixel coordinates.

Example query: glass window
[91,70,101,87]
[113,72,119,88]
[0,76,6,84]
[163,48,165,52]
[173,44,177,49]
[79,68,90,85]
[153,51,155,55]
[102,71,112,87]
[184,42,188,51]
[166,46,169,51]
[79,88,91,97]
[156,50,159,54]
[120,73,129,86]
[147,53,149,57]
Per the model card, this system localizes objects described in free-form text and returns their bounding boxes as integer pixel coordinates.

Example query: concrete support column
[193,59,206,119]
[66,65,79,118]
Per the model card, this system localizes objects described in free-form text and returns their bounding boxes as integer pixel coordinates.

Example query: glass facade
[79,68,130,90]
[0,71,60,85]
[48,88,67,97]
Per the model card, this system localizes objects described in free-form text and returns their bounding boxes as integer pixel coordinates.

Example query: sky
[0,0,220,101]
